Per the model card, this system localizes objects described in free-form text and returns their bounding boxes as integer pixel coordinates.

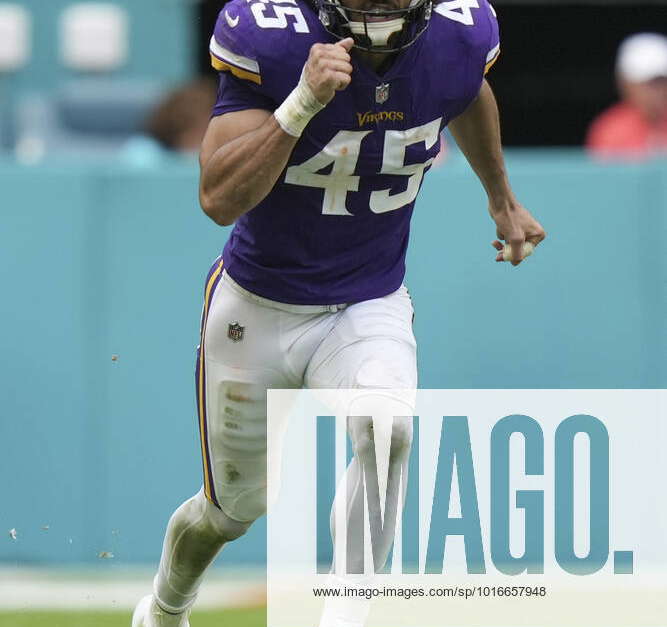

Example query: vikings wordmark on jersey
[210,0,500,305]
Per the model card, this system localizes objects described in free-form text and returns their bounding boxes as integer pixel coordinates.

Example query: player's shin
[153,488,251,613]
[345,401,413,573]
[320,393,413,627]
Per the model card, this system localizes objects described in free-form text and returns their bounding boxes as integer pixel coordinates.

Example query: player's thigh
[305,286,417,469]
[196,263,298,523]
[304,285,417,390]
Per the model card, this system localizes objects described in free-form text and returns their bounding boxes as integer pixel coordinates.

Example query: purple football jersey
[209,0,500,304]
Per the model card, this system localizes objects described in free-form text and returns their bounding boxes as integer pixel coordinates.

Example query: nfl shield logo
[227,322,244,342]
[375,82,390,104]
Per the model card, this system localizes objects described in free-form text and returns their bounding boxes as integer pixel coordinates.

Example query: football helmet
[312,0,433,53]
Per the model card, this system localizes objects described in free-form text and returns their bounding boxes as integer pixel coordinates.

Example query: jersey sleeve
[208,0,316,116]
[209,2,277,116]
[210,3,262,84]
[483,1,500,75]
[212,72,276,117]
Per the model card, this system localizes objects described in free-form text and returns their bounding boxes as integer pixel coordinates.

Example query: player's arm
[199,111,296,226]
[448,80,546,265]
[199,39,354,226]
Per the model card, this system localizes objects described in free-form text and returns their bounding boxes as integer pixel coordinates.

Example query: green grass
[0,606,266,627]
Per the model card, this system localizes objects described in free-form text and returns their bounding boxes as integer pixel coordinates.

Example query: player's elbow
[207,207,236,227]
[199,188,236,227]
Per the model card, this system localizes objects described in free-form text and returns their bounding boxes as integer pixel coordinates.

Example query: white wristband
[274,72,326,138]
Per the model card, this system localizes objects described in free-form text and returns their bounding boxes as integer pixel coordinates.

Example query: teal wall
[1,151,665,567]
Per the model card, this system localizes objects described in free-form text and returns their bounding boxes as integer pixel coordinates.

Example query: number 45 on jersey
[285,119,441,216]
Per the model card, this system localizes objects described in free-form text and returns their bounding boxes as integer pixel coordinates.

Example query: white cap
[617,33,667,83]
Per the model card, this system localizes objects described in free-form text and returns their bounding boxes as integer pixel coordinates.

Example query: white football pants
[153,257,417,622]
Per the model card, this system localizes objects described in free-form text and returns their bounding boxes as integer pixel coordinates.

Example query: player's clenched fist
[489,202,546,266]
[273,38,354,138]
[303,38,354,105]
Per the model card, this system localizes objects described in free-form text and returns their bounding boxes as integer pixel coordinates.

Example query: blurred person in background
[587,33,667,159]
[122,78,216,164]
[146,78,217,152]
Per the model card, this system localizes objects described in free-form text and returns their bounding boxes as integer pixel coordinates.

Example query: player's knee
[204,497,254,542]
[186,490,254,542]
[353,358,415,390]
[390,416,412,459]
[349,415,412,464]
[216,485,267,524]
[348,398,413,465]
[350,416,375,459]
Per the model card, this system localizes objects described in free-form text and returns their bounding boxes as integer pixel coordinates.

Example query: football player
[133,0,546,624]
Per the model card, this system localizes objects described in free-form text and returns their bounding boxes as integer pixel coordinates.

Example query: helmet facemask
[316,0,432,54]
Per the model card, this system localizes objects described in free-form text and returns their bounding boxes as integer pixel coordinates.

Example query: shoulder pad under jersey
[210,0,325,95]
[431,0,500,76]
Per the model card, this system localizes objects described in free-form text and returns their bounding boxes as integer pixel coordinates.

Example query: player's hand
[489,200,546,266]
[303,38,354,105]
